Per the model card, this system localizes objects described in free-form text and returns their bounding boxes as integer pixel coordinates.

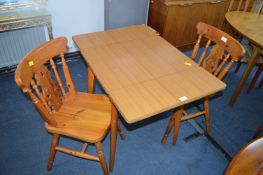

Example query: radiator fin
[0,27,46,68]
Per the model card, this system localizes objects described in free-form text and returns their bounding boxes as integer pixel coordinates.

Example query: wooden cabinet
[148,0,230,51]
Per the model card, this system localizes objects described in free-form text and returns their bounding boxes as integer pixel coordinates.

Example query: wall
[46,0,104,51]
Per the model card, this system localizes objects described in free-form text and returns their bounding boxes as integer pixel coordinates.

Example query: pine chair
[161,22,245,145]
[225,137,263,175]
[14,37,125,175]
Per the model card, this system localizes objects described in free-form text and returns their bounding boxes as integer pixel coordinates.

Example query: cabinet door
[162,1,229,50]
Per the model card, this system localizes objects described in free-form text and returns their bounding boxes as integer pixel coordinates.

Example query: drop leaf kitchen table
[73,25,226,171]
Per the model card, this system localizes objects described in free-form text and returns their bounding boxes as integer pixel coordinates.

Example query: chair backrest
[225,137,263,175]
[191,22,245,80]
[228,0,256,12]
[15,37,76,127]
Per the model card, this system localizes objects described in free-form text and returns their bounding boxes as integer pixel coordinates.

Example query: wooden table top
[73,25,226,123]
[225,11,263,48]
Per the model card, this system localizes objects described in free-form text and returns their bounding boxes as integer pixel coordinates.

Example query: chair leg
[259,77,263,88]
[47,134,60,171]
[247,65,263,94]
[117,121,125,140]
[172,108,183,145]
[87,68,95,93]
[253,124,263,139]
[110,105,118,172]
[234,62,242,73]
[204,98,211,134]
[95,142,109,175]
[81,143,88,153]
[161,116,175,144]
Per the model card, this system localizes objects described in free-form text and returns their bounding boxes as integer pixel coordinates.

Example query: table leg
[110,104,118,172]
[172,107,184,145]
[229,47,259,106]
[87,67,95,93]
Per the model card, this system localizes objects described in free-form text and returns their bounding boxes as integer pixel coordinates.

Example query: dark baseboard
[64,51,82,60]
[0,64,17,75]
[0,51,82,75]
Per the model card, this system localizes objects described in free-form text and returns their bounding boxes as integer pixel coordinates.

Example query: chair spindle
[191,35,202,61]
[49,58,66,96]
[198,40,211,65]
[218,60,235,80]
[60,53,76,95]
[214,53,230,77]
[244,0,251,11]
[237,0,243,10]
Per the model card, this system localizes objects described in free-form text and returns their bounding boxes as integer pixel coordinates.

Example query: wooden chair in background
[161,22,245,145]
[225,137,263,175]
[228,0,263,13]
[228,0,257,12]
[14,37,125,175]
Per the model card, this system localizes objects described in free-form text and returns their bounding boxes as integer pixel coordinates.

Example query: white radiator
[0,26,47,68]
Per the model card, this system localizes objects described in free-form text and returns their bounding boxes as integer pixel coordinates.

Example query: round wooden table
[225,11,263,106]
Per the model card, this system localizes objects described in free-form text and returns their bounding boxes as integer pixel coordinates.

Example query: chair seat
[45,92,112,143]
